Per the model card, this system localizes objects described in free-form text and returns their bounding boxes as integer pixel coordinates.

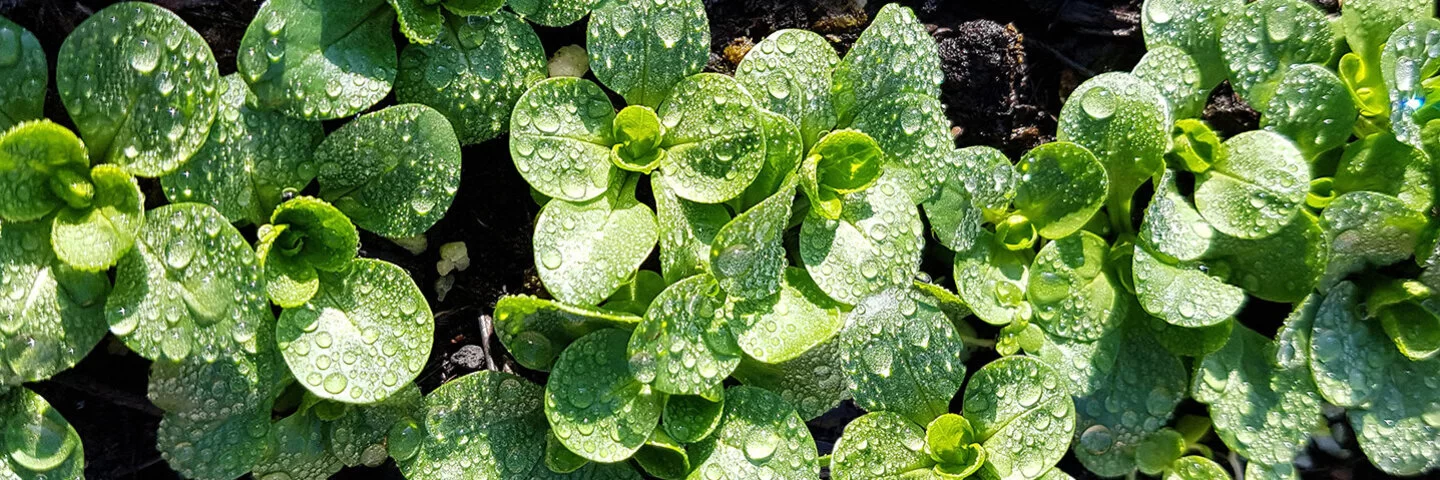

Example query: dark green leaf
[1193,326,1324,466]
[1261,64,1357,160]
[842,287,966,426]
[0,220,109,385]
[1218,0,1336,107]
[663,394,724,444]
[1141,0,1245,88]
[511,0,599,27]
[238,0,396,120]
[628,274,738,396]
[398,371,562,478]
[1194,130,1309,240]
[587,0,709,107]
[0,388,86,479]
[493,295,642,372]
[1318,192,1428,290]
[546,329,662,463]
[0,17,46,131]
[686,386,819,480]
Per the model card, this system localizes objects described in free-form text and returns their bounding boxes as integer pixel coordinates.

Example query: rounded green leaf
[150,338,280,480]
[157,409,270,480]
[386,0,444,44]
[1334,131,1434,213]
[1139,170,1216,264]
[831,4,942,124]
[733,267,845,365]
[160,75,324,226]
[396,11,547,145]
[510,0,599,27]
[1133,246,1244,328]
[51,164,145,272]
[1164,456,1231,480]
[735,110,804,211]
[1207,211,1327,303]
[1057,72,1170,212]
[1014,142,1108,240]
[1194,130,1308,240]
[962,356,1075,480]
[278,258,433,404]
[442,0,505,16]
[314,104,461,238]
[1344,0,1433,78]
[629,275,739,396]
[1318,192,1428,290]
[657,74,768,203]
[1260,64,1357,160]
[56,2,219,176]
[398,371,559,479]
[634,430,690,480]
[1141,0,1245,88]
[736,29,840,148]
[1147,316,1235,358]
[1133,46,1208,119]
[587,0,709,107]
[1028,232,1124,340]
[238,0,396,120]
[1309,282,1390,407]
[1218,0,1336,106]
[801,174,923,304]
[663,394,724,444]
[0,17,46,131]
[546,329,662,463]
[326,384,423,467]
[493,295,642,372]
[685,386,819,480]
[925,146,1015,253]
[0,220,109,385]
[511,77,617,203]
[260,197,360,288]
[847,92,954,204]
[953,232,1032,326]
[0,388,85,479]
[654,173,730,283]
[801,130,883,219]
[0,121,89,222]
[252,410,343,480]
[831,411,936,480]
[1192,326,1324,466]
[730,335,848,421]
[711,183,793,299]
[1383,19,1440,149]
[843,287,966,426]
[107,203,271,361]
[534,185,658,306]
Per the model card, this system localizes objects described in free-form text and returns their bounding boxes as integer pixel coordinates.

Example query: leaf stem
[958,334,996,349]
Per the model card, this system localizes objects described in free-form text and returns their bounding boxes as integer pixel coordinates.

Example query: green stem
[958,335,996,349]
[1107,196,1135,236]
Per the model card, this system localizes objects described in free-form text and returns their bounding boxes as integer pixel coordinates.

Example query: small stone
[449,344,486,371]
[547,45,589,78]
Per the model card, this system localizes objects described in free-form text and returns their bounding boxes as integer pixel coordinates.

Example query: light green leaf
[685,386,819,480]
[1139,170,1215,263]
[396,11,548,145]
[1135,429,1185,476]
[1384,19,1440,149]
[1164,456,1231,480]
[926,414,985,475]
[962,356,1075,480]
[0,17,46,131]
[252,410,343,480]
[801,174,923,304]
[1368,281,1440,360]
[1310,282,1391,407]
[1014,142,1108,240]
[511,0,600,27]
[257,197,359,307]
[50,164,144,271]
[511,77,617,203]
[0,220,109,385]
[730,334,849,421]
[634,430,689,480]
[314,104,461,238]
[238,0,396,120]
[587,0,708,107]
[56,2,219,176]
[735,29,840,148]
[710,181,793,299]
[1342,0,1432,77]
[1318,191,1428,290]
[326,384,423,467]
[534,181,658,306]
[801,130,883,220]
[1260,64,1357,160]
[1133,245,1244,328]
[830,411,936,480]
[832,4,942,125]
[1193,326,1324,466]
[547,329,662,463]
[0,388,85,479]
[493,295,642,372]
[150,333,280,480]
[1194,130,1309,240]
[107,203,271,361]
[386,0,445,44]
[0,121,90,222]
[733,267,845,365]
[658,74,768,203]
[653,173,730,283]
[664,394,724,444]
[846,92,953,204]
[1333,131,1435,213]
[1133,46,1208,120]
[1057,72,1171,214]
[259,226,319,309]
[278,258,433,404]
[1245,462,1299,480]
[1207,211,1327,303]
[953,232,1032,326]
[398,371,559,479]
[1028,231,1125,339]
[842,287,966,426]
[1141,0,1245,88]
[628,274,739,396]
[160,75,324,226]
[1218,0,1336,107]
[602,269,667,316]
[925,146,1014,253]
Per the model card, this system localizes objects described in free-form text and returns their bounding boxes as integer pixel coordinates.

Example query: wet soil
[0,0,1396,479]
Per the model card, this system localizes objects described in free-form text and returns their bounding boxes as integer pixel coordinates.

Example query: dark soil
[0,0,1397,479]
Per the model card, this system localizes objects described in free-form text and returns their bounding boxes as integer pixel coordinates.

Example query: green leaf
[386,0,444,44]
[1333,131,1435,213]
[1206,211,1327,303]
[534,181,658,306]
[658,74,768,203]
[396,11,548,145]
[1193,326,1324,466]
[730,334,848,421]
[510,0,600,27]
[257,197,359,307]
[56,2,219,176]
[1133,46,1208,119]
[1383,19,1440,149]
[953,232,1032,326]
[0,220,109,385]
[1342,0,1432,77]
[1141,0,1245,88]
[842,287,966,426]
[1014,142,1108,240]
[398,371,560,479]
[493,295,642,371]
[278,258,433,404]
[0,388,85,479]
[1133,245,1243,328]
[634,430,689,480]
[0,121,90,222]
[801,130,884,219]
[252,410,343,480]
[326,384,423,467]
[831,4,942,125]
[711,181,793,299]
[1310,282,1391,407]
[1163,456,1231,480]
[511,77,617,203]
[160,75,324,226]
[686,386,819,480]
[150,333,280,480]
[50,164,144,271]
[628,274,739,396]
[846,92,953,204]
[1194,130,1309,240]
[602,269,667,315]
[734,110,804,211]
[1138,170,1215,263]
[1146,316,1234,358]
[735,29,840,148]
[587,0,708,107]
[547,329,662,463]
[1134,429,1185,476]
[107,203,271,361]
[925,414,985,474]
[1028,232,1125,339]
[664,394,725,444]
[1057,72,1171,214]
[801,174,923,304]
[1260,64,1358,160]
[925,146,1014,253]
[611,106,665,173]
[654,173,731,283]
[962,356,1075,480]
[1245,462,1299,480]
[258,226,319,309]
[1368,281,1440,360]
[314,104,462,238]
[831,411,936,480]
[238,0,396,120]
[1318,192,1428,290]
[546,430,588,474]
[1218,0,1336,107]
[733,267,846,365]
[0,17,46,131]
